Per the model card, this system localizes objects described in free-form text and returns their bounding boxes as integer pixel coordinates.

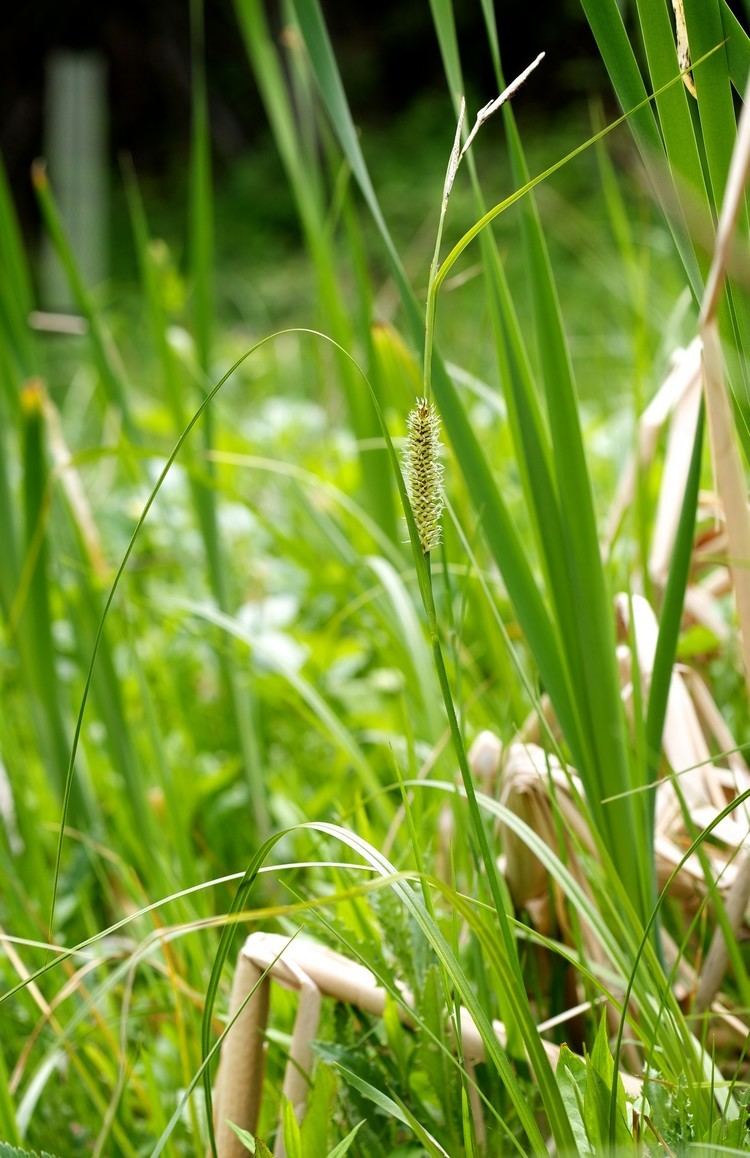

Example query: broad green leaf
[300,1062,337,1156]
[586,1014,632,1152]
[557,1046,595,1158]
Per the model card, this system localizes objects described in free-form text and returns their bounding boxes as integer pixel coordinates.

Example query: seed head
[404,397,444,554]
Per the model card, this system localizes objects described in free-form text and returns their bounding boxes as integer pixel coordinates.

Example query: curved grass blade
[432,46,722,299]
[45,328,361,933]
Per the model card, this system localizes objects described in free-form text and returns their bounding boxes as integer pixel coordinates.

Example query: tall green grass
[0,1,749,1155]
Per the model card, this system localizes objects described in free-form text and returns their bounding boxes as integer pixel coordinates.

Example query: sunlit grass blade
[233,0,396,536]
[122,162,185,421]
[0,160,33,615]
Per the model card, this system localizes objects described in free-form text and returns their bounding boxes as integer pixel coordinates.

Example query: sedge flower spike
[404,397,445,554]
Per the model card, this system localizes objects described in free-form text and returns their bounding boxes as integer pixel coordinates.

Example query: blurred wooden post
[42,50,108,307]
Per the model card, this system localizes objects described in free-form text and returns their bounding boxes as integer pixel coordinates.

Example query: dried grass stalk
[606,339,701,555]
[694,851,750,1013]
[213,956,270,1158]
[212,930,642,1156]
[699,74,750,701]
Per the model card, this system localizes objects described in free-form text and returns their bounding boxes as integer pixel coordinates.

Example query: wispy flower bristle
[404,397,444,554]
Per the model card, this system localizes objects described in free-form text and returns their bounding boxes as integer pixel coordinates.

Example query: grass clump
[2,1,750,1155]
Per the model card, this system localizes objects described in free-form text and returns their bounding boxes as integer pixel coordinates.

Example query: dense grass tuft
[2,1,750,1155]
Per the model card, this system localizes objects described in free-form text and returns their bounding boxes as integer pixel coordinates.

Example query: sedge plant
[2,1,750,1155]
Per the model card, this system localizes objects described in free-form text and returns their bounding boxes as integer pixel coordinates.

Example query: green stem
[420,554,575,1154]
[423,557,511,950]
[424,105,465,400]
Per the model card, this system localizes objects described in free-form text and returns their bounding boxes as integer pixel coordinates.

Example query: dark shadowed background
[3,0,611,227]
